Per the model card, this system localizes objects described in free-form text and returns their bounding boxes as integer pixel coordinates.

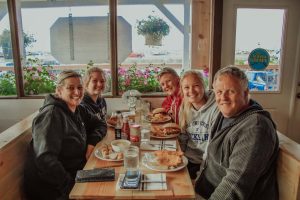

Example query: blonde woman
[24,70,107,200]
[178,70,218,180]
[81,67,107,120]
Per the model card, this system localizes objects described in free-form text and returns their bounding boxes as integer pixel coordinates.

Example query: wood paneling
[191,0,212,70]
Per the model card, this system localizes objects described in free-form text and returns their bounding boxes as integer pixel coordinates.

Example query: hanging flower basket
[145,34,162,46]
[136,15,170,46]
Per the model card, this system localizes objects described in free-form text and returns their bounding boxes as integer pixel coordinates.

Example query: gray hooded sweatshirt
[179,90,219,164]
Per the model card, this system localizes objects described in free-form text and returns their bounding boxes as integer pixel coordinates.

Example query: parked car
[42,60,60,66]
[0,62,14,67]
[246,70,278,91]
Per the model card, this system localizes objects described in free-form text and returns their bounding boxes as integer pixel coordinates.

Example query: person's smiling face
[57,77,83,112]
[159,73,179,96]
[86,71,106,96]
[181,74,206,110]
[213,74,249,118]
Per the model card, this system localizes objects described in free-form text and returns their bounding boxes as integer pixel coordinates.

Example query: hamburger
[162,123,181,135]
[151,123,181,137]
[150,108,170,123]
[152,107,167,116]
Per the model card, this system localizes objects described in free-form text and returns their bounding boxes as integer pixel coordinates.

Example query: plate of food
[150,123,180,139]
[94,143,124,162]
[106,116,117,127]
[142,150,188,172]
[146,108,172,123]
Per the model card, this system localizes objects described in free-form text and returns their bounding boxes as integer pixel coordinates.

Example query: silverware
[141,181,166,183]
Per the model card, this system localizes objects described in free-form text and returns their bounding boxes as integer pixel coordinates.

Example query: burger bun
[162,123,180,129]
[152,107,167,115]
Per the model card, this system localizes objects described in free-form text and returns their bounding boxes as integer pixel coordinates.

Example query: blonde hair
[83,67,106,88]
[179,70,206,131]
[55,70,82,94]
[56,70,81,86]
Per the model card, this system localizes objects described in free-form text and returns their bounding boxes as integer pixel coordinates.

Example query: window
[21,1,111,95]
[234,8,284,92]
[117,2,191,95]
[0,0,215,98]
[0,1,16,97]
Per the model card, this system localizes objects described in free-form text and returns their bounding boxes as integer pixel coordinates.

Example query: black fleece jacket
[24,94,107,200]
[81,93,107,121]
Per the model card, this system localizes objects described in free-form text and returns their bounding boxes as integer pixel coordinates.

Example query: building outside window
[0,0,212,97]
[234,8,284,92]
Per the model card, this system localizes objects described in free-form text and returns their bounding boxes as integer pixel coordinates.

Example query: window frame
[2,0,221,99]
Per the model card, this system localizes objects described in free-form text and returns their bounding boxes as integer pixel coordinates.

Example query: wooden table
[69,127,195,199]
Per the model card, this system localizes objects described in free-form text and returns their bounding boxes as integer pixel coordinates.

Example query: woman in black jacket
[81,67,107,121]
[24,70,107,200]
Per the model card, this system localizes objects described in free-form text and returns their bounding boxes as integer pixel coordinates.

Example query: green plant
[117,63,163,93]
[136,15,170,39]
[0,29,36,59]
[23,58,56,95]
[0,71,16,95]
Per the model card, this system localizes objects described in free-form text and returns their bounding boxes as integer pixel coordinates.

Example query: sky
[235,8,284,51]
[0,5,284,55]
[0,5,184,54]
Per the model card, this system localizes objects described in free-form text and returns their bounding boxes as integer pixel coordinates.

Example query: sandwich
[151,123,180,137]
[152,108,167,116]
[161,123,181,135]
[150,108,170,122]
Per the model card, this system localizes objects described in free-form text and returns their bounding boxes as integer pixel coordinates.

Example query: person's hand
[168,109,175,121]
[86,144,95,160]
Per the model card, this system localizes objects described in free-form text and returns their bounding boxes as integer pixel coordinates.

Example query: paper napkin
[140,140,176,151]
[116,173,167,191]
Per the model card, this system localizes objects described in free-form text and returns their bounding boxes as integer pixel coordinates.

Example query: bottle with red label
[129,124,141,146]
[121,115,130,140]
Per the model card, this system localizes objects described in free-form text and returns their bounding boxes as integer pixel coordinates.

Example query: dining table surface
[69,123,196,199]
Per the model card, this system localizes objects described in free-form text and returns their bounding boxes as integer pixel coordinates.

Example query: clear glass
[141,100,151,118]
[0,1,16,97]
[234,8,284,92]
[124,145,139,172]
[141,128,151,144]
[117,1,191,95]
[20,1,111,95]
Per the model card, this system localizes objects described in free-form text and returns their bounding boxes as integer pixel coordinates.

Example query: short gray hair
[56,70,82,87]
[157,67,179,81]
[213,65,248,90]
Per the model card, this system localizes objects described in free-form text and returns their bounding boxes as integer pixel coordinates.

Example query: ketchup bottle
[121,115,130,140]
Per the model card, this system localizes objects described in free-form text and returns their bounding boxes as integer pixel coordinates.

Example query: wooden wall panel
[191,0,212,70]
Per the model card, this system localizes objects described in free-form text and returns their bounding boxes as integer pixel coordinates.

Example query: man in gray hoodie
[195,66,279,200]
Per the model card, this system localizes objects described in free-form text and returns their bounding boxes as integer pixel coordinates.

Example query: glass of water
[124,146,139,173]
[141,127,151,144]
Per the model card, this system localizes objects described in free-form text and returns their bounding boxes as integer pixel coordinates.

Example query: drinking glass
[141,128,151,144]
[124,146,139,173]
[141,100,151,120]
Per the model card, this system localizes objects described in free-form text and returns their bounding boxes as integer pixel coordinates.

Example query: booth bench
[0,111,299,200]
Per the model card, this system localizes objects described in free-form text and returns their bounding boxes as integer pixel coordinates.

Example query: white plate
[142,153,188,172]
[150,133,179,139]
[94,149,123,162]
